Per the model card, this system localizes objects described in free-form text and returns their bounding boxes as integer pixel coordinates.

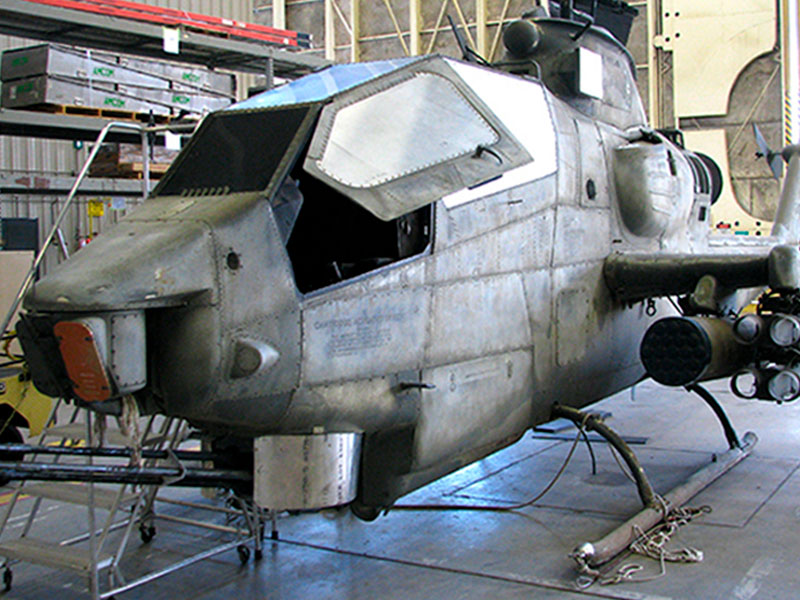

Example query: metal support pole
[324,0,336,61]
[99,538,252,600]
[686,384,741,449]
[0,443,222,462]
[86,411,99,600]
[475,0,488,59]
[140,128,149,202]
[350,0,360,62]
[646,0,660,128]
[782,0,800,146]
[409,0,422,56]
[0,461,252,487]
[55,228,70,261]
[265,56,275,91]
[272,0,286,29]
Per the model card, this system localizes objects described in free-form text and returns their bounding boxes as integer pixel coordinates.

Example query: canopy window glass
[315,73,499,189]
[303,58,543,221]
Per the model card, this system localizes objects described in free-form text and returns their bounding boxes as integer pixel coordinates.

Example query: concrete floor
[1,379,798,599]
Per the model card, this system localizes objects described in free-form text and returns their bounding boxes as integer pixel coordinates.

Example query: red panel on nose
[54,321,112,402]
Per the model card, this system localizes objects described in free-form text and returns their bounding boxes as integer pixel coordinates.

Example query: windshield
[155,106,312,196]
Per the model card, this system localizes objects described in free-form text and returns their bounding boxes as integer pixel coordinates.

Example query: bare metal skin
[17,13,800,514]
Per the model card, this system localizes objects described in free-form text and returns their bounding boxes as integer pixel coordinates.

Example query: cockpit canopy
[154,55,557,221]
[151,56,560,293]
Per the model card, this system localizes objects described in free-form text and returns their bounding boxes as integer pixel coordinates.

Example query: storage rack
[0,108,174,145]
[1,168,151,196]
[0,0,330,245]
[0,0,328,79]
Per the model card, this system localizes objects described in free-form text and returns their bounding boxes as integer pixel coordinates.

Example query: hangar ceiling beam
[381,0,411,56]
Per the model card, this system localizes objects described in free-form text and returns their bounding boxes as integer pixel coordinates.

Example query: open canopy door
[303,58,543,221]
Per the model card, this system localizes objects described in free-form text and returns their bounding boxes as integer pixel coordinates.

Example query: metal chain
[575,501,711,588]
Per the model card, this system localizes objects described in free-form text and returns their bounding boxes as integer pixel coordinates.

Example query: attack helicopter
[9,0,800,567]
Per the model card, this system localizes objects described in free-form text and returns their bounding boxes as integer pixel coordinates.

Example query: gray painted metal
[303,59,535,221]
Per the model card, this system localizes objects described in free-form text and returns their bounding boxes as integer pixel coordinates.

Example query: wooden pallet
[89,161,170,179]
[116,161,170,178]
[25,103,173,123]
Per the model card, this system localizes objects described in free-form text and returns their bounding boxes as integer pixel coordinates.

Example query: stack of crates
[0,43,236,117]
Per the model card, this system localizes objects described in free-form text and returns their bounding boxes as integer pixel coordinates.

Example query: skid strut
[552,405,657,508]
[687,383,742,449]
[568,385,755,570]
[572,431,757,568]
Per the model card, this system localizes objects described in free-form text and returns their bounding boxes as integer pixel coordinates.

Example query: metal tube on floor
[572,431,757,568]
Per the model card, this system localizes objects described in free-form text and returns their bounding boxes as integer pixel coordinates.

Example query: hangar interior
[0,0,799,598]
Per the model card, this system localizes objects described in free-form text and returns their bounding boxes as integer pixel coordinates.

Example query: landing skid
[559,385,756,574]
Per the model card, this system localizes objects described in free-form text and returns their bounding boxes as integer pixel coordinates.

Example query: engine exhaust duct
[730,368,762,399]
[732,314,765,345]
[767,366,800,402]
[769,314,800,346]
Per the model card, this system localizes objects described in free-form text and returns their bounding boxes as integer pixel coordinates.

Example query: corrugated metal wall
[0,0,256,276]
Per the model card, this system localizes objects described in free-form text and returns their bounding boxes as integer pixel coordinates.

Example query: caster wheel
[237,545,251,564]
[3,567,12,591]
[139,524,156,544]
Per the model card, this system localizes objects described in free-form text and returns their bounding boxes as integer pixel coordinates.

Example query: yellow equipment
[0,332,53,443]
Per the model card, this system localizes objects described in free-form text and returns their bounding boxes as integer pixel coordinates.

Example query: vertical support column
[265,56,275,91]
[140,129,149,203]
[409,0,422,56]
[272,0,286,29]
[475,0,488,59]
[782,0,800,145]
[647,0,661,128]
[351,0,361,62]
[325,0,336,61]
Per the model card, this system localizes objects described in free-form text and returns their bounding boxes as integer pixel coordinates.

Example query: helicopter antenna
[447,15,490,66]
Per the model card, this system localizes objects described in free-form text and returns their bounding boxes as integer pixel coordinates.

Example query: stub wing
[604,245,800,305]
